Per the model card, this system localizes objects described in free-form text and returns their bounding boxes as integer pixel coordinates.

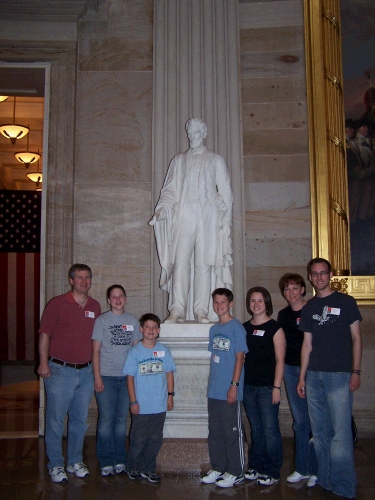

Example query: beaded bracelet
[273,386,282,390]
[129,400,138,406]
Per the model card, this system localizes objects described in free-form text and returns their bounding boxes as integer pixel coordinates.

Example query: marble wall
[73,0,154,316]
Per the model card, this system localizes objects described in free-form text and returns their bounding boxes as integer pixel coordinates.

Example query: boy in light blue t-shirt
[123,313,176,483]
[201,288,248,489]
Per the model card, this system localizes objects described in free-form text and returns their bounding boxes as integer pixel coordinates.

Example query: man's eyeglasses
[310,271,330,277]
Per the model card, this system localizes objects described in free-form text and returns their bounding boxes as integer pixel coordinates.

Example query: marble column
[152,0,246,321]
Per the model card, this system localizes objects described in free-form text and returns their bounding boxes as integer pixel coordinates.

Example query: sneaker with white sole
[140,472,161,483]
[101,465,114,476]
[114,463,126,474]
[244,469,259,480]
[307,475,318,487]
[49,466,68,483]
[66,462,90,478]
[287,471,310,483]
[257,475,279,486]
[201,469,224,484]
[215,472,245,488]
[127,470,141,480]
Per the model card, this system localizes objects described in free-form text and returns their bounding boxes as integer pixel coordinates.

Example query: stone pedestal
[159,323,211,438]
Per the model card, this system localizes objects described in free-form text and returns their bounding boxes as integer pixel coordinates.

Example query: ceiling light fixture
[0,96,29,143]
[26,154,42,187]
[0,96,9,103]
[15,130,41,168]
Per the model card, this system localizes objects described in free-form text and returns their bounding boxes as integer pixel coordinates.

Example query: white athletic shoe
[101,465,114,476]
[307,475,318,487]
[201,469,224,484]
[287,471,310,483]
[66,462,90,478]
[215,472,244,488]
[257,475,279,486]
[49,466,68,483]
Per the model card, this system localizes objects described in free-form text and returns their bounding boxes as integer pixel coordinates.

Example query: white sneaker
[101,465,114,476]
[201,469,224,484]
[257,476,279,486]
[287,471,310,483]
[114,463,126,474]
[66,462,90,478]
[307,475,318,487]
[49,466,68,483]
[215,472,245,488]
[244,469,259,480]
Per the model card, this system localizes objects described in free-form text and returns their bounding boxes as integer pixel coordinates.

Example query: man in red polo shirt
[38,264,101,483]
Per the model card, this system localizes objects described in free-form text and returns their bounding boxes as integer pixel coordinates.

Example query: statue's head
[185,118,207,149]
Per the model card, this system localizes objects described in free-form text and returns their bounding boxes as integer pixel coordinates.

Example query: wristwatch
[352,369,361,376]
[168,392,175,396]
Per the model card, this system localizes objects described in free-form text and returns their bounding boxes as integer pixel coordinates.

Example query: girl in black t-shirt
[243,287,285,487]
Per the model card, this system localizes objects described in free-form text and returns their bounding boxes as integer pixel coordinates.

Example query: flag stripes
[0,252,40,361]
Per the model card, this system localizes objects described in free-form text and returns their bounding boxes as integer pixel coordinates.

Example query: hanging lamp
[0,96,29,143]
[15,129,41,168]
[26,153,42,187]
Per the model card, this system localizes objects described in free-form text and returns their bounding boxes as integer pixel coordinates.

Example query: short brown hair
[212,288,234,302]
[68,264,92,280]
[307,258,331,275]
[278,273,306,298]
[139,313,161,328]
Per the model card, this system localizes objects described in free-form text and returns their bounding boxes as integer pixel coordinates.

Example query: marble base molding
[160,323,211,438]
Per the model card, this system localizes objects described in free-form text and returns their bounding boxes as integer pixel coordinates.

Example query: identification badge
[153,351,165,357]
[296,318,300,325]
[85,311,95,318]
[253,329,265,336]
[123,325,134,331]
[213,355,220,363]
[328,307,340,315]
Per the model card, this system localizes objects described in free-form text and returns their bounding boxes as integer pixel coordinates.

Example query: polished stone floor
[1,435,375,500]
[0,375,374,500]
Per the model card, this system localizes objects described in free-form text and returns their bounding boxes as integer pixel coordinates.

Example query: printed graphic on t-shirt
[312,305,341,326]
[139,358,164,375]
[109,324,134,346]
[213,336,230,351]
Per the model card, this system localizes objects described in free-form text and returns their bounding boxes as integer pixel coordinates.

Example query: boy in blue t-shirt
[123,313,176,483]
[201,288,248,488]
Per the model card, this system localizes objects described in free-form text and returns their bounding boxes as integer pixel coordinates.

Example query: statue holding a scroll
[149,118,233,323]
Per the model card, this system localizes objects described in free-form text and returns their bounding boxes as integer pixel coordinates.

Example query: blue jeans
[284,364,317,476]
[95,376,130,468]
[243,385,283,479]
[306,371,356,498]
[44,361,94,470]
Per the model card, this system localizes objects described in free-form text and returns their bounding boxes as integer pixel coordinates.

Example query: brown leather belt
[49,357,91,370]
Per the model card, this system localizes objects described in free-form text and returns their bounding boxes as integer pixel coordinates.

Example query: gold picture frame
[304,0,375,304]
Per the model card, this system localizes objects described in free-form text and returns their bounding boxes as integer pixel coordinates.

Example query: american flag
[0,191,41,361]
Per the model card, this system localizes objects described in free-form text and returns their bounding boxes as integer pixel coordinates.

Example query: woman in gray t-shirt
[92,285,142,476]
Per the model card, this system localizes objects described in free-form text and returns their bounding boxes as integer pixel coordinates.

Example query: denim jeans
[243,385,283,479]
[284,364,317,476]
[95,376,130,468]
[306,371,356,498]
[44,360,94,470]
